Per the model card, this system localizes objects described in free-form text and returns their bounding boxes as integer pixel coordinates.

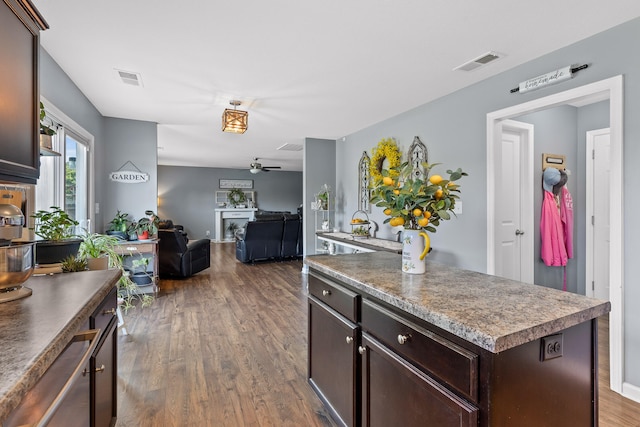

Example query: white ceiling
[32,0,640,172]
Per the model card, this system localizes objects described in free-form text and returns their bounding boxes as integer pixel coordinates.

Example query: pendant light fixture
[222,100,248,134]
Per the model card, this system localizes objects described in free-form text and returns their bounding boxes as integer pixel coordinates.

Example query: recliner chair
[235,218,284,263]
[281,213,301,259]
[158,229,210,278]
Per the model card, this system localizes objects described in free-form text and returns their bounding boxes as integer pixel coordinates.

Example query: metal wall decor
[358,151,371,212]
[408,136,428,181]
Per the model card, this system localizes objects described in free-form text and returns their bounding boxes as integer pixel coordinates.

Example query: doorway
[486,76,624,394]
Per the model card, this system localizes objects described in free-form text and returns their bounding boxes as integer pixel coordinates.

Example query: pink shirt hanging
[560,186,574,259]
[540,190,567,267]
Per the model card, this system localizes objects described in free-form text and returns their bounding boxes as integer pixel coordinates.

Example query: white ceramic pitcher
[401,229,431,274]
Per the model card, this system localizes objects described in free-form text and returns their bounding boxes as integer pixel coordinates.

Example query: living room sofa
[158,228,211,278]
[235,212,302,263]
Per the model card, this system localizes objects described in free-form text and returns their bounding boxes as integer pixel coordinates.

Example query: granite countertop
[0,269,121,421]
[305,252,610,353]
[316,232,403,254]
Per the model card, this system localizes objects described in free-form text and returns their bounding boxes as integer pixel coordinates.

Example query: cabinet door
[308,297,358,427]
[360,333,477,427]
[92,319,117,427]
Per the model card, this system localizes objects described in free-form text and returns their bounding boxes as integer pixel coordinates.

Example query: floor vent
[115,69,143,87]
[453,51,502,72]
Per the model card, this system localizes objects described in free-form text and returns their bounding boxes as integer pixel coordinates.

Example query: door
[494,120,534,283]
[586,128,611,300]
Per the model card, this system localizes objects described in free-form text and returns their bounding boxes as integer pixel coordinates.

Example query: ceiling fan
[249,158,281,174]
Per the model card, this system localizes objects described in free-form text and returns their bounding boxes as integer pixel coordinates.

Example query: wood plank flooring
[116,243,640,426]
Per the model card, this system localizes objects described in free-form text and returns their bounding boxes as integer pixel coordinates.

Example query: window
[36,99,94,232]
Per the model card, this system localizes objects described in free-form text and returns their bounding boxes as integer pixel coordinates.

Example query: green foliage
[107,210,130,232]
[31,206,79,241]
[370,162,467,232]
[227,188,246,206]
[60,255,87,272]
[39,102,56,136]
[78,232,122,269]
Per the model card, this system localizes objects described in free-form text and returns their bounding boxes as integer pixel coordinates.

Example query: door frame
[585,128,610,299]
[486,76,624,394]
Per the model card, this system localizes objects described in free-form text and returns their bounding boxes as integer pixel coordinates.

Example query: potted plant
[135,214,158,240]
[129,256,153,286]
[78,232,122,270]
[106,210,130,240]
[31,206,82,265]
[39,102,57,151]
[225,222,239,240]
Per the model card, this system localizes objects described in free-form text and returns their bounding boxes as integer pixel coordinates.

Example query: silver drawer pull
[103,308,116,316]
[345,336,353,344]
[322,289,331,296]
[83,364,106,376]
[358,346,366,355]
[397,334,410,345]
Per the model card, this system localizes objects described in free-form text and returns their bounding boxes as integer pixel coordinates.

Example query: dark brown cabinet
[308,268,598,427]
[308,273,360,427]
[0,0,47,184]
[5,287,118,427]
[360,333,477,427]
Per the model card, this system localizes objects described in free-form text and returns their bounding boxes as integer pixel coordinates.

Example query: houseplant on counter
[78,232,122,270]
[370,161,466,274]
[30,206,81,265]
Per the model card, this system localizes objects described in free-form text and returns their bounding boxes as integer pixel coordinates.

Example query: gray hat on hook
[543,167,561,193]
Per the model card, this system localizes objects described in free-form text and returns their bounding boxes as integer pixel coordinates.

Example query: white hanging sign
[109,160,149,183]
[519,65,573,93]
[109,170,149,183]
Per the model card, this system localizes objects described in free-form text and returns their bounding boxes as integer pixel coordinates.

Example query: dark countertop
[305,252,610,353]
[0,270,121,421]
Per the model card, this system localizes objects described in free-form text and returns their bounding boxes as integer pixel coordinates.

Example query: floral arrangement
[370,161,467,232]
[370,138,401,183]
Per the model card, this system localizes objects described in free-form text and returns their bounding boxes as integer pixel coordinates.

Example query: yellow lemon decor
[370,138,401,184]
[370,160,467,233]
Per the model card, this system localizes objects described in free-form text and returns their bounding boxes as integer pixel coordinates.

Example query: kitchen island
[0,269,120,425]
[305,252,610,427]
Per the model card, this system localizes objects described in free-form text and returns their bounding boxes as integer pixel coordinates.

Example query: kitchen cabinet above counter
[304,251,610,353]
[0,269,120,422]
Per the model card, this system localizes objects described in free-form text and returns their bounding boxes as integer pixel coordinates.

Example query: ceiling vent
[453,51,502,72]
[277,143,303,152]
[114,69,143,87]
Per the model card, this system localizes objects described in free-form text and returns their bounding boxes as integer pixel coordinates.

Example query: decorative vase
[401,229,430,274]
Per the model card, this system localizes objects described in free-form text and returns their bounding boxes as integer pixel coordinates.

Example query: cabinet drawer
[309,273,359,323]
[91,287,118,333]
[361,299,478,402]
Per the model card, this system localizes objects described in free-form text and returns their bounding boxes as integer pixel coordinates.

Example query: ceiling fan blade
[263,166,281,170]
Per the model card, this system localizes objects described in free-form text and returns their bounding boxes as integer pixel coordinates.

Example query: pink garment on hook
[540,190,568,267]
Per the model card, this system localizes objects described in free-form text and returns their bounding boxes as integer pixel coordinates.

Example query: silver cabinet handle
[83,364,106,376]
[397,334,410,345]
[358,346,366,355]
[103,308,116,316]
[322,289,331,296]
[37,329,101,427]
[345,336,353,344]
[515,229,525,236]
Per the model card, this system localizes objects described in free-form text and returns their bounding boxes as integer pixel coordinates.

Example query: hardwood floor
[116,243,640,426]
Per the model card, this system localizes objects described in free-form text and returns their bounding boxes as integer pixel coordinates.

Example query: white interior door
[586,128,611,300]
[494,120,534,283]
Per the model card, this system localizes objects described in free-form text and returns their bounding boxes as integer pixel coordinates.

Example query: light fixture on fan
[222,100,248,134]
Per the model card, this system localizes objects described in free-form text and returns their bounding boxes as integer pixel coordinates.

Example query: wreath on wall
[228,188,246,206]
[370,137,401,184]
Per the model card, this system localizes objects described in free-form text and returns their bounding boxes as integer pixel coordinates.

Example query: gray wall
[304,138,336,256]
[103,117,158,231]
[158,165,302,240]
[332,18,640,387]
[39,48,105,227]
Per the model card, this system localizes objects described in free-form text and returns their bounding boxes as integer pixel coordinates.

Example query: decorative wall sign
[358,151,371,212]
[219,179,253,189]
[510,64,588,93]
[408,136,428,181]
[109,161,149,183]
